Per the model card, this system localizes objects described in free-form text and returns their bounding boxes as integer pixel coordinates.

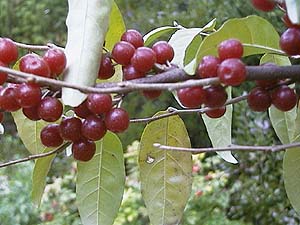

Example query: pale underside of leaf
[139,112,192,225]
[0,123,4,134]
[77,132,125,225]
[285,0,300,24]
[143,26,179,46]
[62,0,112,107]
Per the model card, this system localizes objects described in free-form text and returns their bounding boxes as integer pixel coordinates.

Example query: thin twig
[0,143,70,168]
[12,41,64,51]
[153,142,300,154]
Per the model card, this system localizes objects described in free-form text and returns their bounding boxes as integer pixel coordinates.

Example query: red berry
[204,85,228,108]
[15,83,41,108]
[271,85,297,111]
[0,38,18,64]
[217,58,246,86]
[72,139,96,162]
[59,117,82,142]
[197,55,220,79]
[142,90,162,99]
[19,54,51,78]
[218,39,243,60]
[105,108,129,133]
[131,47,156,73]
[43,48,67,77]
[0,61,8,85]
[22,106,41,121]
[38,97,63,122]
[74,100,92,119]
[40,124,63,148]
[123,64,145,80]
[112,41,135,66]
[283,14,300,29]
[81,115,107,141]
[205,107,226,118]
[177,87,206,108]
[121,29,144,48]
[152,41,174,64]
[0,112,4,123]
[251,0,276,12]
[98,54,115,79]
[0,87,20,112]
[247,87,271,112]
[87,93,112,115]
[280,28,300,56]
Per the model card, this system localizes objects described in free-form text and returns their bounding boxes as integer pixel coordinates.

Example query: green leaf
[62,0,113,107]
[31,150,56,206]
[187,15,282,74]
[201,88,237,164]
[144,26,179,46]
[139,112,192,225]
[77,132,125,225]
[12,110,48,154]
[286,0,300,24]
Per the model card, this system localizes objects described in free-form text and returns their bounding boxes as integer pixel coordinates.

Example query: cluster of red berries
[177,39,246,118]
[111,29,174,99]
[251,0,300,56]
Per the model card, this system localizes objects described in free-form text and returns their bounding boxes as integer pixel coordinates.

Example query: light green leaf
[144,26,179,46]
[62,0,113,107]
[286,0,300,24]
[187,15,282,74]
[139,112,192,225]
[12,110,48,154]
[202,88,237,164]
[31,150,56,206]
[77,132,125,225]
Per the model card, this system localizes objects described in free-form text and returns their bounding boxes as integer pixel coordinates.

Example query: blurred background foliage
[0,0,299,224]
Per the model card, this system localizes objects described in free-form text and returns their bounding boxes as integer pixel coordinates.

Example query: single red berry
[123,64,145,80]
[247,87,272,112]
[98,54,115,79]
[283,14,300,29]
[19,54,51,78]
[251,0,276,11]
[205,107,226,118]
[81,115,107,141]
[40,124,63,148]
[87,93,112,115]
[271,85,297,111]
[280,28,300,56]
[105,108,129,133]
[59,117,82,142]
[38,97,63,122]
[121,29,144,48]
[15,83,41,108]
[112,41,135,66]
[217,58,246,86]
[131,47,157,73]
[22,106,41,121]
[142,90,162,99]
[72,139,96,162]
[43,48,67,77]
[0,112,4,123]
[218,39,243,61]
[74,100,92,118]
[0,61,8,85]
[197,55,220,79]
[177,87,206,108]
[0,87,20,112]
[0,38,18,64]
[152,41,174,64]
[204,85,228,108]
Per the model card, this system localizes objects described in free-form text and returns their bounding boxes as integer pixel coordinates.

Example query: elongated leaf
[31,151,56,206]
[77,132,125,225]
[187,15,282,74]
[62,0,113,107]
[286,0,300,24]
[144,26,179,46]
[0,123,4,134]
[139,112,192,225]
[202,88,237,164]
[12,110,48,154]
